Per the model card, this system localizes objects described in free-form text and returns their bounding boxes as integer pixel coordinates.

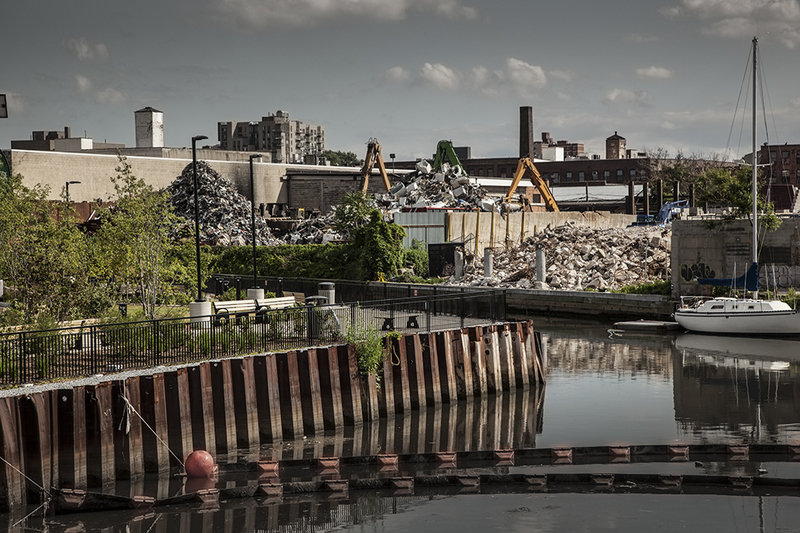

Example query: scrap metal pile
[450,223,671,291]
[168,162,280,246]
[377,160,494,214]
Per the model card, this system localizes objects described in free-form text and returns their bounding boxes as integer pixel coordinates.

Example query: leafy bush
[614,279,671,295]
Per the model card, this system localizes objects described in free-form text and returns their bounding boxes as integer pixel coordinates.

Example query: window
[770,151,777,163]
[711,305,723,310]
[592,171,599,180]
[566,172,573,182]
[782,170,790,183]
[616,169,623,182]
[782,150,790,160]
[500,169,507,178]
[797,169,800,183]
[604,170,610,180]
[552,172,559,183]
[578,171,585,182]
[487,168,493,177]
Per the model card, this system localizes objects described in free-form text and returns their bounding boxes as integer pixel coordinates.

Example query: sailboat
[674,37,800,336]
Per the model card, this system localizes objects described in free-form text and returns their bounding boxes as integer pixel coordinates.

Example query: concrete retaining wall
[0,321,542,511]
[447,211,637,255]
[671,218,800,296]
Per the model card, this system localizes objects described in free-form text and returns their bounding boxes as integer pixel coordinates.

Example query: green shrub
[614,280,671,295]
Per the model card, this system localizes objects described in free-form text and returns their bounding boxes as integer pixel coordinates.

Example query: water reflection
[7,319,800,532]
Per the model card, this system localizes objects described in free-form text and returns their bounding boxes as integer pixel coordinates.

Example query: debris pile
[168,161,280,247]
[281,213,344,245]
[449,223,671,291]
[377,160,494,213]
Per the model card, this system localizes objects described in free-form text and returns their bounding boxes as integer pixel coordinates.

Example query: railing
[0,291,505,386]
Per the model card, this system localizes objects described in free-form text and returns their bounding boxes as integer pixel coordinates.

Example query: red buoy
[185,450,216,478]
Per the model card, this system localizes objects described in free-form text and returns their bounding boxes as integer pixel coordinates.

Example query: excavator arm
[360,138,392,193]
[432,140,466,175]
[503,157,559,212]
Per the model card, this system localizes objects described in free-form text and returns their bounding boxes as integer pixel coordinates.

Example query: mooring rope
[0,452,51,498]
[11,499,49,529]
[120,393,185,469]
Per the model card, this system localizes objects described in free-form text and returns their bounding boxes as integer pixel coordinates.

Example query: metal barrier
[0,290,505,386]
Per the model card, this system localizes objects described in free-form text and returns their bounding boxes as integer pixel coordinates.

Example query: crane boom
[503,157,559,212]
[360,138,392,193]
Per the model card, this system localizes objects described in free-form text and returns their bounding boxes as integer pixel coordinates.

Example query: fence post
[307,304,313,344]
[153,320,160,365]
[90,325,98,374]
[19,332,26,383]
[460,288,465,329]
[425,300,431,332]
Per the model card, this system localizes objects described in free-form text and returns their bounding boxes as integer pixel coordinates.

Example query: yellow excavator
[360,138,392,193]
[503,157,559,212]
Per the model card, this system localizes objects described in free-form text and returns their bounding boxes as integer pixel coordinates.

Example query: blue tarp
[697,262,758,292]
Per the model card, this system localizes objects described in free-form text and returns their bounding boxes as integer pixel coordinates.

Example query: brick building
[759,143,800,185]
[217,110,325,164]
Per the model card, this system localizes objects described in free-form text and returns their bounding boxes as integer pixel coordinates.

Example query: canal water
[6,317,800,532]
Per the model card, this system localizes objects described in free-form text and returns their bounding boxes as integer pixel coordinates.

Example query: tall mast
[752,36,758,297]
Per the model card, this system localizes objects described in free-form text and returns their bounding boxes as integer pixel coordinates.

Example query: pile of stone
[377,160,494,213]
[281,213,344,245]
[449,222,671,291]
[168,161,280,247]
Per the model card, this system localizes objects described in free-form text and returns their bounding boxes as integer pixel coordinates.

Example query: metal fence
[0,290,505,386]
[208,274,491,304]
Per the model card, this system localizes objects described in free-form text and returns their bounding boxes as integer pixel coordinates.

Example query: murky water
[6,317,800,532]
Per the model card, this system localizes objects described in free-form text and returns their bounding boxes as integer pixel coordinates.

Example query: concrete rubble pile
[450,222,671,291]
[281,213,344,245]
[168,161,280,247]
[377,160,495,214]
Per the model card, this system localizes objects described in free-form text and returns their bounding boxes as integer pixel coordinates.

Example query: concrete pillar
[643,181,650,219]
[484,248,493,278]
[673,181,681,202]
[627,181,636,215]
[536,249,545,283]
[455,249,464,279]
[189,301,211,325]
[246,288,264,300]
[519,106,534,158]
[657,179,664,209]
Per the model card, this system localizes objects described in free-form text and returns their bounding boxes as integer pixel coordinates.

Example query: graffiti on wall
[680,262,716,283]
[760,265,800,289]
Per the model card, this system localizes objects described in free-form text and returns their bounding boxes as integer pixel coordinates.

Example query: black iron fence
[208,274,491,304]
[0,290,505,386]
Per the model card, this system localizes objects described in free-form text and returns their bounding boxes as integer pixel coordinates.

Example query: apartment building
[217,110,325,164]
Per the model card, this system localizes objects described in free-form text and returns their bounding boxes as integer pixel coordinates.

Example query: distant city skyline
[3,0,800,162]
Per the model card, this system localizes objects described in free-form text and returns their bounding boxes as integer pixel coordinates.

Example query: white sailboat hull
[675,304,800,335]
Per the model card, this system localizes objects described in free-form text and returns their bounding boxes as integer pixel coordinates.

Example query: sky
[3,0,800,162]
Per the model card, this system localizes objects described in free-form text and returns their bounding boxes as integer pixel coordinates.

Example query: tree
[351,211,407,280]
[0,174,99,323]
[323,150,361,167]
[697,166,781,231]
[332,191,378,238]
[94,154,183,319]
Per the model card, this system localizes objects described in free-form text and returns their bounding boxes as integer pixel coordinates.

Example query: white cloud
[211,0,478,29]
[503,58,547,90]
[75,75,92,93]
[381,66,411,82]
[664,0,800,48]
[661,121,677,130]
[64,37,109,61]
[605,88,653,107]
[420,62,461,90]
[96,88,128,105]
[549,70,573,81]
[636,66,673,79]
[791,97,800,107]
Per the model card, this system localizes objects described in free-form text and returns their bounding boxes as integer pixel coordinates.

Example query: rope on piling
[120,392,185,469]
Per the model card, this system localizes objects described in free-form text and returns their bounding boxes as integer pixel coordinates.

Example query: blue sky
[2,0,800,161]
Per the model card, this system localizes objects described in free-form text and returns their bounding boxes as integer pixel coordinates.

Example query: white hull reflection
[675,332,800,369]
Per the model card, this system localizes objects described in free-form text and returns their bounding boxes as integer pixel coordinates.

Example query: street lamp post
[189,135,210,323]
[247,154,264,300]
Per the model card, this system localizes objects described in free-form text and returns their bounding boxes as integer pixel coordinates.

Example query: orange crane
[360,138,392,193]
[503,157,559,211]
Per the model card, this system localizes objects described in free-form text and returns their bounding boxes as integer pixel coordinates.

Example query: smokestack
[519,106,534,158]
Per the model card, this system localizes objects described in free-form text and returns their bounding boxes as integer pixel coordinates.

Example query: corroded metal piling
[0,321,543,511]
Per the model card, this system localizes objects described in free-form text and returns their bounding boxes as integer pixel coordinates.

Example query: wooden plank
[29,392,53,494]
[94,382,116,487]
[151,374,170,474]
[239,357,260,448]
[123,379,141,480]
[408,335,427,411]
[220,359,238,454]
[423,332,442,405]
[198,363,216,455]
[175,368,194,460]
[263,354,283,442]
[0,396,23,511]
